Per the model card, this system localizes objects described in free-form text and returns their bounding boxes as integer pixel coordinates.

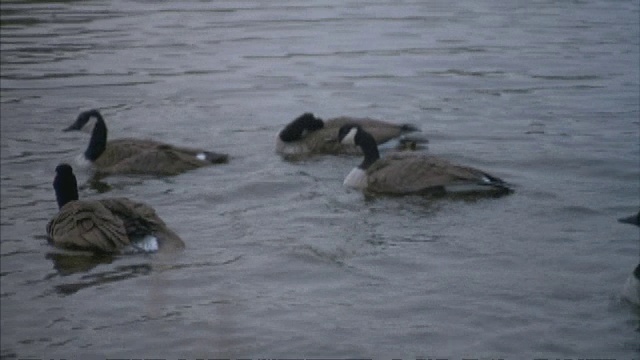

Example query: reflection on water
[1,0,638,357]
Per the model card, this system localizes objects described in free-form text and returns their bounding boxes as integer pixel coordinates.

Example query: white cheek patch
[340,127,358,145]
[82,117,97,134]
[196,153,207,161]
[75,153,92,167]
[136,235,159,252]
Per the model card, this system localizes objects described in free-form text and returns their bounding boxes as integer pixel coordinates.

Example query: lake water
[1,0,639,358]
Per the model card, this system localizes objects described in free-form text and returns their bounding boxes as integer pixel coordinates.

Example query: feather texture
[276,113,422,156]
[93,139,227,176]
[47,164,184,253]
[338,124,511,196]
[365,152,509,194]
[47,197,184,253]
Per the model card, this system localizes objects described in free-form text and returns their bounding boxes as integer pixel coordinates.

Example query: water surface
[1,0,639,358]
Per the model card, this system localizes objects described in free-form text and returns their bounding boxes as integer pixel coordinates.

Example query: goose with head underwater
[64,109,229,177]
[619,210,640,306]
[276,112,425,156]
[46,164,185,254]
[337,124,512,196]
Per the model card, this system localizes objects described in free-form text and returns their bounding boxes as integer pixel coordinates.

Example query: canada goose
[64,109,228,177]
[619,211,639,306]
[47,164,185,253]
[276,112,423,156]
[622,264,640,306]
[337,124,512,195]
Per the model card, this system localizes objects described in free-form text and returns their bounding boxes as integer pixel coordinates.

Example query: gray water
[1,0,639,358]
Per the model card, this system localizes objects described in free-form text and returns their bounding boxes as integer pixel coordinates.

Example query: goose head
[64,109,103,133]
[53,163,79,209]
[279,112,325,142]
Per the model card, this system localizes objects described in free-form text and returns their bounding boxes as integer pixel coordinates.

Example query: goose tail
[480,173,513,194]
[196,151,229,164]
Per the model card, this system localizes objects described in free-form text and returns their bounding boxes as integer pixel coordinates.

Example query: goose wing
[366,153,499,194]
[99,198,184,250]
[47,198,184,252]
[296,127,362,155]
[327,117,418,145]
[47,200,131,252]
[96,144,218,176]
[91,139,163,168]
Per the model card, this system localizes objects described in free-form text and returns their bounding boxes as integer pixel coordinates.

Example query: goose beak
[62,126,74,132]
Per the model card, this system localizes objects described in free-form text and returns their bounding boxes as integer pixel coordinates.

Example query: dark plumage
[65,109,228,177]
[276,112,423,156]
[47,164,184,253]
[338,124,512,196]
[619,210,639,306]
[618,210,640,227]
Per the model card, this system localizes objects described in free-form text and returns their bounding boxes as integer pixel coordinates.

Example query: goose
[619,211,639,306]
[337,124,512,195]
[276,112,423,156]
[47,164,185,253]
[64,109,228,177]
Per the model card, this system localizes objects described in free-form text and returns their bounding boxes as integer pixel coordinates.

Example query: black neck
[84,112,107,161]
[279,113,324,142]
[634,263,640,279]
[54,170,79,209]
[356,130,380,170]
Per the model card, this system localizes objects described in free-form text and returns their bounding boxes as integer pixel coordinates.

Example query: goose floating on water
[47,164,185,254]
[337,124,512,196]
[619,210,639,306]
[276,112,423,156]
[64,109,228,177]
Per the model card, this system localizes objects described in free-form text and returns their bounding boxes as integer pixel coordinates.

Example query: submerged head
[53,163,79,209]
[278,112,325,142]
[295,113,324,132]
[63,109,103,132]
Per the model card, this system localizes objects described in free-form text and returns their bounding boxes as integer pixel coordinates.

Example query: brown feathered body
[47,197,184,253]
[276,117,418,156]
[65,109,228,177]
[92,139,227,177]
[362,152,506,194]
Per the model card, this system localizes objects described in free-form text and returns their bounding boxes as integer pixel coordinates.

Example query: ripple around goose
[65,109,229,177]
